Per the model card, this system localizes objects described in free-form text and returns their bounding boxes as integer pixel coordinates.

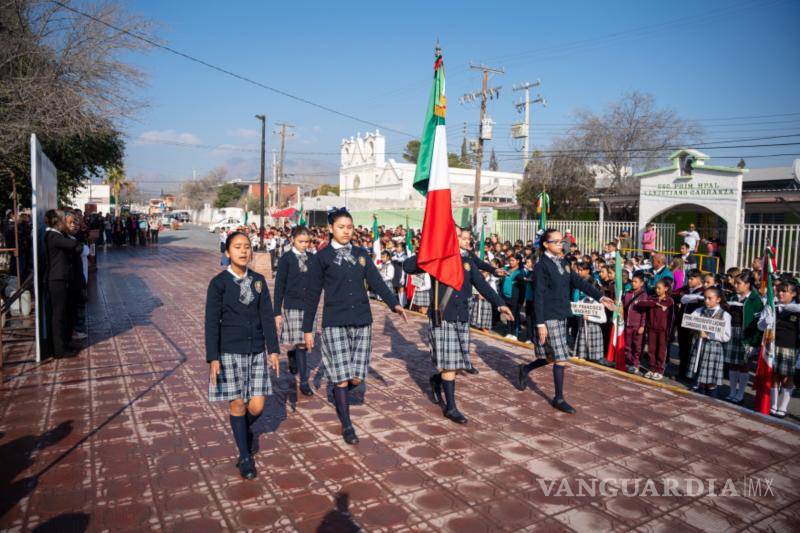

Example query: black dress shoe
[551,398,576,414]
[236,456,257,480]
[342,426,359,445]
[299,382,314,396]
[465,365,479,375]
[429,374,443,404]
[287,350,297,374]
[444,408,468,424]
[517,364,528,391]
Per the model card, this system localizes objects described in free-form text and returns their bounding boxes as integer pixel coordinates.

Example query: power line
[51,0,415,138]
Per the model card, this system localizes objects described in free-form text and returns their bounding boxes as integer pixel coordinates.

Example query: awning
[272,207,296,218]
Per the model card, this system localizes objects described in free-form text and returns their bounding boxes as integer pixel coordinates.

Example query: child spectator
[687,287,732,397]
[636,279,674,380]
[623,272,648,374]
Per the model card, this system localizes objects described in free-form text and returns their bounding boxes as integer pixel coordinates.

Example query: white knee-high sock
[728,370,739,397]
[736,372,750,401]
[778,387,794,413]
[770,387,780,411]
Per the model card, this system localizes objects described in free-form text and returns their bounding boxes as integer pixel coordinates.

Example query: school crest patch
[358,256,366,267]
[254,280,263,294]
[463,262,471,271]
[791,315,798,322]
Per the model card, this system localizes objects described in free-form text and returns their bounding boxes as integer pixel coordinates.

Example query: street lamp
[255,114,266,249]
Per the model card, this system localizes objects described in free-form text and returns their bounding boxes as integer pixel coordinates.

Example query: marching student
[517,229,615,414]
[571,262,605,362]
[274,226,314,397]
[378,250,395,295]
[758,280,800,418]
[686,286,732,397]
[404,227,513,424]
[676,269,706,379]
[623,272,648,374]
[410,270,432,314]
[303,208,406,444]
[635,279,674,380]
[724,271,763,404]
[205,231,281,480]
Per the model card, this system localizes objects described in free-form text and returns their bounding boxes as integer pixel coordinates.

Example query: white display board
[31,134,59,362]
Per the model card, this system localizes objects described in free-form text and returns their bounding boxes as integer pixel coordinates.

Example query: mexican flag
[298,196,306,226]
[479,223,486,260]
[605,250,626,369]
[754,246,777,414]
[372,215,381,265]
[412,46,463,291]
[536,191,550,232]
[404,225,415,303]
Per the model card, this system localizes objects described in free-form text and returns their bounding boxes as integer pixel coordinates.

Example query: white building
[339,130,523,208]
[67,183,112,215]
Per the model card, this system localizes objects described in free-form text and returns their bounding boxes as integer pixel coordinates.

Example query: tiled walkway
[1,245,799,532]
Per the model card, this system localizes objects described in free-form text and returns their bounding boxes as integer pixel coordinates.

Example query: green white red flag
[412,46,463,291]
[754,246,777,414]
[372,215,381,264]
[606,250,626,369]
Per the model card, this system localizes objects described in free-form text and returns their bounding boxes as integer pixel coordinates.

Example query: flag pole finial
[435,40,441,56]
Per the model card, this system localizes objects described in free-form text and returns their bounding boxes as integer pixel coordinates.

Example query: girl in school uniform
[205,232,281,480]
[724,271,763,404]
[303,208,406,444]
[274,226,314,397]
[686,286,732,397]
[571,262,605,362]
[758,280,800,418]
[379,250,395,295]
[410,271,432,315]
[635,278,674,381]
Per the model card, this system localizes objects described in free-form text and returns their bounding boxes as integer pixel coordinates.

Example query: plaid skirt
[280,308,305,345]
[687,337,724,385]
[321,325,372,383]
[534,319,572,362]
[573,320,604,361]
[208,352,272,402]
[413,289,431,307]
[774,345,799,377]
[470,297,493,329]
[724,326,751,365]
[429,320,471,370]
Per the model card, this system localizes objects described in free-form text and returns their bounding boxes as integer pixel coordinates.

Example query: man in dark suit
[44,209,83,358]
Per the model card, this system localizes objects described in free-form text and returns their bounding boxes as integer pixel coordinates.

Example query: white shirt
[683,230,700,250]
[226,265,249,280]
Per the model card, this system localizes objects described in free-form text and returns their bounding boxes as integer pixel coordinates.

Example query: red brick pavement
[1,245,799,532]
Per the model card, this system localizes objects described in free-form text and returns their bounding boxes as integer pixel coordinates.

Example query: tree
[104,166,129,216]
[313,183,340,196]
[214,183,243,209]
[564,90,702,218]
[459,136,473,168]
[488,148,498,171]
[516,147,596,220]
[0,0,151,211]
[402,140,421,163]
[178,167,227,210]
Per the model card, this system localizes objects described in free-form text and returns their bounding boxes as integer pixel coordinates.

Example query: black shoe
[299,382,314,396]
[551,398,576,414]
[465,365,479,375]
[429,374,443,404]
[288,350,297,375]
[236,456,257,480]
[342,426,359,445]
[517,364,528,391]
[444,408,468,424]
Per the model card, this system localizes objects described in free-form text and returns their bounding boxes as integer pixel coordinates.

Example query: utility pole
[461,63,504,228]
[512,81,546,172]
[255,114,266,248]
[273,123,295,209]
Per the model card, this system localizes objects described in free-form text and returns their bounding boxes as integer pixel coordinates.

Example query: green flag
[479,223,486,260]
[536,191,550,232]
[298,196,306,226]
[405,216,414,254]
[372,215,381,261]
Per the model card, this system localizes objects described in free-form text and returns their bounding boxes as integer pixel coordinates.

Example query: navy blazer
[273,250,310,314]
[403,254,505,323]
[533,254,602,323]
[204,269,280,362]
[303,243,399,331]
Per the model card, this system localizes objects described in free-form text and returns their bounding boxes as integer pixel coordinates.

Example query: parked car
[172,211,191,223]
[208,217,243,233]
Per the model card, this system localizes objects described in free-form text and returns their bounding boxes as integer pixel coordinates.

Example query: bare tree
[178,167,227,210]
[564,91,702,217]
[0,0,153,170]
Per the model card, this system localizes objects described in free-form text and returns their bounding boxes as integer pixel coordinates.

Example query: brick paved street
[1,244,799,532]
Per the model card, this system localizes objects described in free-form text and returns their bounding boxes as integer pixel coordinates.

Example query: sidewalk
[1,245,798,532]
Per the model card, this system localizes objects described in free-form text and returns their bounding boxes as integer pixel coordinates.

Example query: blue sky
[122,0,800,194]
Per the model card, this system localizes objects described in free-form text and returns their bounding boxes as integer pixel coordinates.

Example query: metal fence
[493,220,675,253]
[739,224,800,274]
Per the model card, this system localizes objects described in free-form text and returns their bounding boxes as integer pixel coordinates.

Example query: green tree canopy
[214,183,243,208]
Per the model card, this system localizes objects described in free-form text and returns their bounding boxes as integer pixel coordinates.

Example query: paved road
[1,243,798,531]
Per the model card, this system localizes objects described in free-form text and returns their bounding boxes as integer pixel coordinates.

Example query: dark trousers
[47,280,71,357]
[624,329,644,367]
[678,327,693,377]
[150,229,159,243]
[648,329,669,374]
[502,297,520,337]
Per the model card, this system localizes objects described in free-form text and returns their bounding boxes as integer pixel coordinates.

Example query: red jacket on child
[623,288,648,330]
[635,295,675,332]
